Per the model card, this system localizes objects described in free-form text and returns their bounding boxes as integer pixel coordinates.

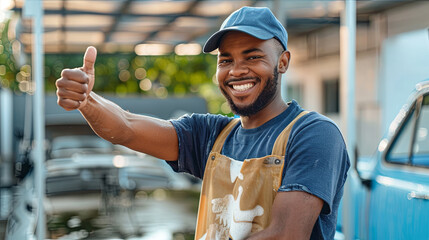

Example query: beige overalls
[195,111,308,240]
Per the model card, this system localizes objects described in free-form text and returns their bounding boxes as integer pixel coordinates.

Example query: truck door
[367,93,429,239]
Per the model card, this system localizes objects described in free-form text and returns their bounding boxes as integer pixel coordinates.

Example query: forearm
[79,92,134,145]
[245,224,289,240]
[246,224,309,240]
[246,230,278,240]
[78,92,179,160]
[246,191,322,240]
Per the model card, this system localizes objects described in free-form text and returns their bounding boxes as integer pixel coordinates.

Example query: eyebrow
[219,48,264,57]
[243,48,263,54]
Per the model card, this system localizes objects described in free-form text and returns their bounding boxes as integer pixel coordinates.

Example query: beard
[221,67,279,117]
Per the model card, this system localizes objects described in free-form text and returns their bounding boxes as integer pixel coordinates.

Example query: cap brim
[203,26,275,53]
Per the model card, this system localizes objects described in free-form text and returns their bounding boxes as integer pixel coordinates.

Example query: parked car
[6,95,208,239]
[46,135,187,194]
[338,80,429,239]
[42,96,208,195]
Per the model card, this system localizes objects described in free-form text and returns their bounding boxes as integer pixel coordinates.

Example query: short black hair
[273,38,285,54]
[272,38,286,61]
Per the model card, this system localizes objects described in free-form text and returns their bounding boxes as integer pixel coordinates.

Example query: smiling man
[56,6,350,240]
[215,31,287,128]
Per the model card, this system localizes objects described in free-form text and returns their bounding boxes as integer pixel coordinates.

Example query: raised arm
[56,46,179,161]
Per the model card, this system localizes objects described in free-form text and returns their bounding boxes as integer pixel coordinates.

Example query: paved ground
[0,220,6,240]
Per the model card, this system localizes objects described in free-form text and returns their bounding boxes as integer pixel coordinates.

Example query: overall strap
[211,118,240,153]
[271,111,309,156]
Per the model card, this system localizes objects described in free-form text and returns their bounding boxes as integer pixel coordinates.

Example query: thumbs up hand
[56,46,97,111]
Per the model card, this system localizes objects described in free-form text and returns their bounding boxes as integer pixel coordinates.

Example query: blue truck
[337,80,429,239]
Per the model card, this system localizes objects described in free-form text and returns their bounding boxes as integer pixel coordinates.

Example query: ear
[278,51,291,74]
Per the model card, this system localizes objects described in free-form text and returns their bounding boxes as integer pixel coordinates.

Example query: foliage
[0,19,19,90]
[1,17,231,115]
[45,52,231,115]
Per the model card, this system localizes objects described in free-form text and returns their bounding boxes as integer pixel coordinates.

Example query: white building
[284,1,429,156]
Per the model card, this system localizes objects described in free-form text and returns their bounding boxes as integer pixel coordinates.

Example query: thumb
[82,46,97,72]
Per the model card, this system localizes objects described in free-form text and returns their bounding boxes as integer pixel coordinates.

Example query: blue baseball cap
[203,6,288,53]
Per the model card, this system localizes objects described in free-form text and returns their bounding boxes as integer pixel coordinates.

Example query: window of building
[286,83,303,104]
[322,79,339,114]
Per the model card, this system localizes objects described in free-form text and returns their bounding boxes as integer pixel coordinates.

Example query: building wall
[283,1,429,156]
[386,1,429,37]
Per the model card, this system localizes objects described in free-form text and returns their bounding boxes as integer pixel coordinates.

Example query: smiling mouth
[226,77,258,94]
[232,83,255,92]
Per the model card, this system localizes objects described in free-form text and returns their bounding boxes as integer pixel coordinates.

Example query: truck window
[412,94,429,166]
[386,105,416,164]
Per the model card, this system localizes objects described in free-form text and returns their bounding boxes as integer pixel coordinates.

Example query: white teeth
[232,83,254,92]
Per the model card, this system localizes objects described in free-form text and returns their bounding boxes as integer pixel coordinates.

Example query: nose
[229,61,249,77]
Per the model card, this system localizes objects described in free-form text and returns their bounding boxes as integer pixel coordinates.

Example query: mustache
[225,76,260,85]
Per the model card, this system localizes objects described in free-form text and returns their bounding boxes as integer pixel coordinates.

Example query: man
[56,6,350,240]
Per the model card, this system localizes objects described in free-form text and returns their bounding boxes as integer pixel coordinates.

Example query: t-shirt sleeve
[279,118,350,215]
[167,113,231,179]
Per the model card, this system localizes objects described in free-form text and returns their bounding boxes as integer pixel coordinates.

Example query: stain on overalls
[195,111,308,240]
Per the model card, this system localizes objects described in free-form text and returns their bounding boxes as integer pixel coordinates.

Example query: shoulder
[172,113,232,127]
[293,111,344,141]
[286,111,348,161]
[170,113,234,137]
[167,113,235,176]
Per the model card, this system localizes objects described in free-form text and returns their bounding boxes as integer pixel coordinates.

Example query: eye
[218,59,232,65]
[247,55,262,60]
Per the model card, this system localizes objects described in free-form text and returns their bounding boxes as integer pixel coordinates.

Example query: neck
[239,98,288,129]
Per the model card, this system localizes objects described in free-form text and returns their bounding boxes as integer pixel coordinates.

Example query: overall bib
[195,111,308,240]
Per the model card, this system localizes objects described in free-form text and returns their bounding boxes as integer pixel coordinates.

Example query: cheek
[255,63,274,73]
[216,69,226,85]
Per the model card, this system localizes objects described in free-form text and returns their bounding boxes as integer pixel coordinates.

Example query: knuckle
[82,75,89,84]
[60,68,71,77]
[57,98,78,111]
[81,84,88,93]
[55,78,64,88]
[78,94,86,101]
[57,98,67,107]
[56,89,66,98]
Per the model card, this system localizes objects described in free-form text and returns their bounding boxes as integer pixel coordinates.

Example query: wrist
[78,91,95,112]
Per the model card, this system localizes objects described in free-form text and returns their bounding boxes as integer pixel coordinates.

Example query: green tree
[0,19,19,90]
[45,53,232,115]
[1,18,231,115]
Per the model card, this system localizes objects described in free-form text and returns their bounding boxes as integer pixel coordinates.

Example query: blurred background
[0,0,429,239]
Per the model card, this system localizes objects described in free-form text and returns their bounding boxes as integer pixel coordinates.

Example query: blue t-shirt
[169,100,350,239]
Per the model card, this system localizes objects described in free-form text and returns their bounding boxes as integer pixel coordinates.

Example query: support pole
[340,0,356,239]
[0,87,13,187]
[26,0,46,238]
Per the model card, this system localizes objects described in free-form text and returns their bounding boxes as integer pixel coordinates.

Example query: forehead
[218,31,272,52]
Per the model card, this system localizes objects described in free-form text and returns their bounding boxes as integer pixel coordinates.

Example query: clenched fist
[56,46,97,111]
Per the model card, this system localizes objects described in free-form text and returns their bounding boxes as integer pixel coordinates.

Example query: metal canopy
[11,0,411,54]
